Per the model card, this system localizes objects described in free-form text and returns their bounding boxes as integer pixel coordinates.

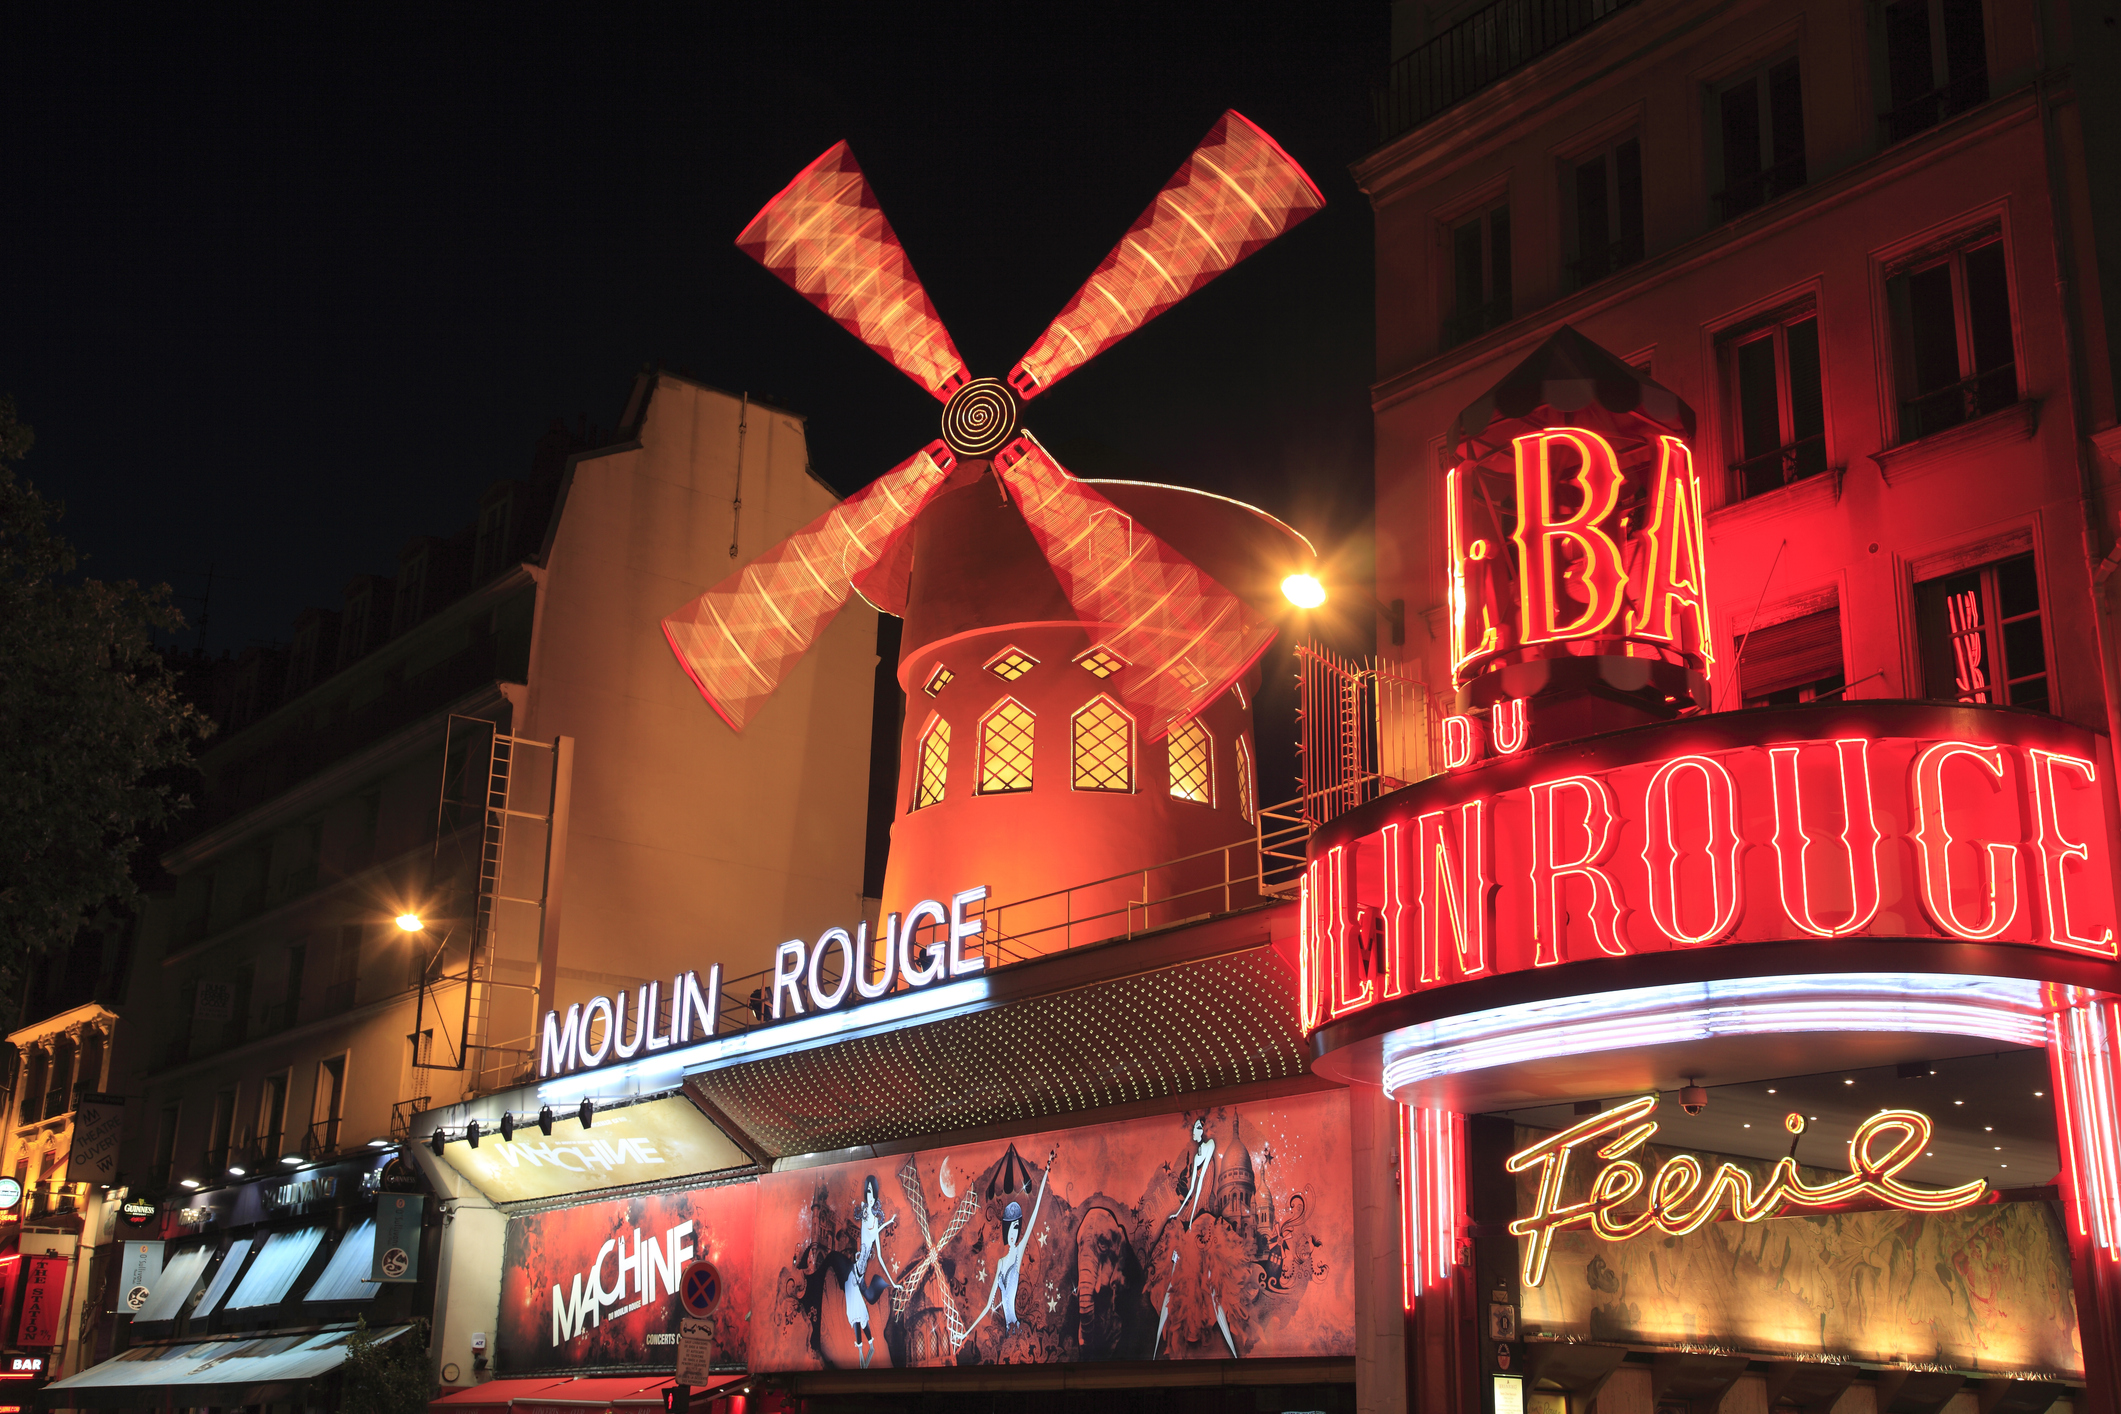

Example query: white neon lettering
[771,939,807,1019]
[808,927,856,1011]
[855,918,894,999]
[642,980,670,1051]
[949,885,990,978]
[610,987,645,1060]
[578,996,614,1068]
[899,899,948,988]
[540,1005,581,1079]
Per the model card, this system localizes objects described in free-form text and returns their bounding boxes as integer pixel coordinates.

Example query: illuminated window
[1916,552,2047,711]
[1071,696,1133,792]
[1168,719,1213,805]
[978,700,1035,794]
[984,647,1039,682]
[1564,135,1643,290]
[922,663,954,696]
[1074,646,1127,679]
[1714,55,1806,221]
[1235,735,1257,824]
[1739,605,1845,707]
[1445,201,1511,347]
[1720,302,1826,499]
[1880,0,1988,144]
[914,717,950,810]
[1887,227,2016,442]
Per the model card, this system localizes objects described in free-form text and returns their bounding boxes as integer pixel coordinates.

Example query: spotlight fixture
[227,1165,247,1177]
[430,1128,446,1157]
[466,1120,481,1150]
[538,1106,554,1137]
[179,1178,201,1190]
[500,1112,515,1143]
[281,1156,303,1167]
[579,1099,594,1130]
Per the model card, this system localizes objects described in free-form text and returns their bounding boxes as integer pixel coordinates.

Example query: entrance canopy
[35,1323,413,1407]
[431,1375,743,1412]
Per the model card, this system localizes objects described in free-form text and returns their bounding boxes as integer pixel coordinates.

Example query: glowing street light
[1281,573,1327,609]
[395,913,425,933]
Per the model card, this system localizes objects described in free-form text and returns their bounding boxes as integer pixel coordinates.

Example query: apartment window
[1722,307,1827,499]
[1168,720,1214,805]
[1565,136,1643,288]
[152,1102,181,1186]
[328,924,363,1011]
[978,700,1036,794]
[258,1072,289,1160]
[208,1086,237,1169]
[228,961,256,1047]
[311,1056,347,1156]
[1715,56,1806,220]
[1446,202,1511,346]
[1916,552,2047,710]
[1888,231,2016,441]
[1235,736,1258,824]
[274,944,306,1033]
[1882,0,1988,143]
[17,1048,46,1125]
[1740,606,1845,706]
[474,488,515,583]
[1071,697,1134,793]
[913,717,951,811]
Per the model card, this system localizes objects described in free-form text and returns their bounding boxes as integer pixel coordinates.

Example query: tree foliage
[0,396,209,971]
[341,1315,433,1414]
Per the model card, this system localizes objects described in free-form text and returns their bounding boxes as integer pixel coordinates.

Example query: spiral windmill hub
[940,377,1020,459]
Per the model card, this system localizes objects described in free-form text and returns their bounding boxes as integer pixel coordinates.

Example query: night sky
[6,4,1386,665]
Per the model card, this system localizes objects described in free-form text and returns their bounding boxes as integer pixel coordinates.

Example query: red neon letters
[1511,431,1628,645]
[1298,721,2119,1035]
[1627,436,1714,667]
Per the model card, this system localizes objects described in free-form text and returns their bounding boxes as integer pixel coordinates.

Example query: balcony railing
[1731,434,1828,501]
[1375,0,1637,146]
[1900,363,2018,442]
[1882,69,1989,145]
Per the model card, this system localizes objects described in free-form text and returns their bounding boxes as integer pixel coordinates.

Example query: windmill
[660,111,1323,745]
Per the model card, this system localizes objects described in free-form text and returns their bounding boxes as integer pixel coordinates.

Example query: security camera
[1680,1080,1708,1116]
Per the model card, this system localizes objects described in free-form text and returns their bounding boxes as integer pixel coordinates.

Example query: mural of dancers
[845,1175,897,1368]
[754,1091,1353,1371]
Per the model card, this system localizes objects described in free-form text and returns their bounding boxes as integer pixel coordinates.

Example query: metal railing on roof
[1374,0,1637,146]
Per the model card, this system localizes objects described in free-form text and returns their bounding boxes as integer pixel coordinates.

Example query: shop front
[1298,331,2121,1412]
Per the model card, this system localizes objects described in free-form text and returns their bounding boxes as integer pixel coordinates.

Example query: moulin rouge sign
[1298,706,2120,1033]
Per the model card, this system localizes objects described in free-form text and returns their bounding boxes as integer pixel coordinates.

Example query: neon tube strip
[1381,973,2048,1096]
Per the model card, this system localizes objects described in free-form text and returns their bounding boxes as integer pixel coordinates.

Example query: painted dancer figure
[1169,1117,1216,1227]
[844,1175,898,1368]
[966,1147,1055,1343]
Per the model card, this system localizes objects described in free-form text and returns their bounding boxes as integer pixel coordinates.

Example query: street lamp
[1281,573,1406,645]
[395,913,424,933]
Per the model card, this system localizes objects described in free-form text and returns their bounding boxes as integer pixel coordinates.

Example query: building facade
[57,372,880,1404]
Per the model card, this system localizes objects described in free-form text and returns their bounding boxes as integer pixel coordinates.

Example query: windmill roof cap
[1453,324,1695,456]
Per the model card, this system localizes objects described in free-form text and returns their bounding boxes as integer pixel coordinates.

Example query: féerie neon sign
[1506,1095,1987,1287]
[1297,706,2120,1033]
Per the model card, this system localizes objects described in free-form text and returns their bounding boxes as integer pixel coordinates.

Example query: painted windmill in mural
[661,111,1322,744]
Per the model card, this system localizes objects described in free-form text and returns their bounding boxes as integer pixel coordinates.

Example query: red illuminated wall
[496,1182,753,1374]
[750,1090,1354,1371]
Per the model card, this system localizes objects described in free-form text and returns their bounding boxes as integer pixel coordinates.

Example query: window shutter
[1740,606,1843,698]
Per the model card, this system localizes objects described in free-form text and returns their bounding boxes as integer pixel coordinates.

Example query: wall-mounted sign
[1506,1095,1986,1287]
[0,1178,22,1210]
[496,1181,753,1372]
[18,1258,67,1346]
[115,1241,162,1314]
[441,1096,749,1204]
[1299,706,2119,1033]
[373,1195,423,1283]
[536,884,991,1081]
[72,1094,125,1186]
[0,1355,46,1379]
[118,1198,157,1228]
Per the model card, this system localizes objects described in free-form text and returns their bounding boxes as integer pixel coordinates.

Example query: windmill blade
[737,142,971,402]
[662,442,956,732]
[1006,110,1323,401]
[994,434,1277,740]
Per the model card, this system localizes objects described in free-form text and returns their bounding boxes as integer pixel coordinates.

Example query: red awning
[430,1373,745,1412]
[430,1376,575,1411]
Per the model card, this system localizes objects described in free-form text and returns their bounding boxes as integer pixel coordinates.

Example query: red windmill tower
[662,112,1322,936]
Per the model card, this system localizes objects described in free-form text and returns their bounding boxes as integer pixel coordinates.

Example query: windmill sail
[1006,110,1324,400]
[737,142,970,402]
[661,442,955,732]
